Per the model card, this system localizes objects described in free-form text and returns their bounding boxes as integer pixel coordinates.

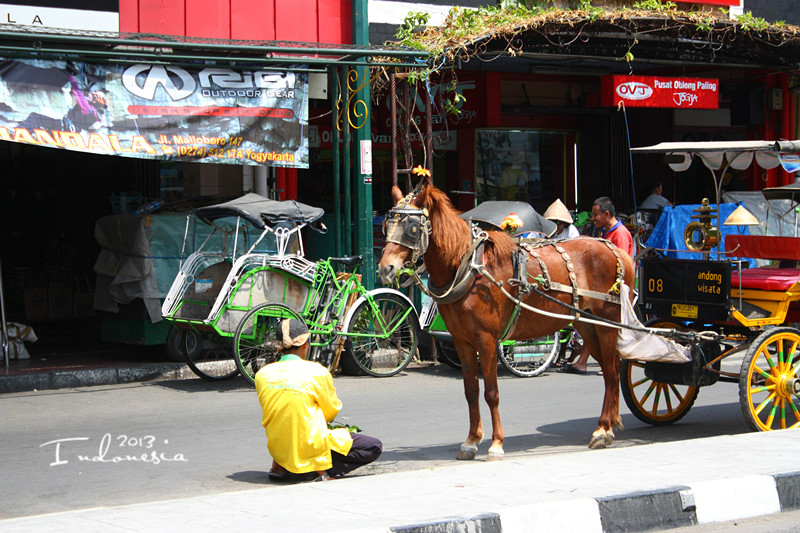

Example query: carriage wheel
[621,360,699,425]
[498,331,561,377]
[234,303,304,386]
[620,320,698,425]
[739,327,800,432]
[344,293,420,377]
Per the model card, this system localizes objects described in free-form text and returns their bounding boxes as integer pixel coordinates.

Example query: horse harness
[500,238,626,340]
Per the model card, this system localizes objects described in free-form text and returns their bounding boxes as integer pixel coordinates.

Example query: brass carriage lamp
[684,198,719,252]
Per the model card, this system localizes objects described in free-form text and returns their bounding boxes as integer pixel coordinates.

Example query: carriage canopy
[194,193,326,232]
[460,200,557,237]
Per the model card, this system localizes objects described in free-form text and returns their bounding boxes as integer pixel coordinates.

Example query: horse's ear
[391,185,403,205]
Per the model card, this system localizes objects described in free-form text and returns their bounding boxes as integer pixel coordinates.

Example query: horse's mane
[418,185,516,268]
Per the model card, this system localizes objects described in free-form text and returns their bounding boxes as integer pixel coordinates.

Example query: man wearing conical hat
[544,199,579,240]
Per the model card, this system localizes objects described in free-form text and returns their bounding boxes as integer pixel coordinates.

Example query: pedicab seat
[726,235,800,291]
[732,268,800,291]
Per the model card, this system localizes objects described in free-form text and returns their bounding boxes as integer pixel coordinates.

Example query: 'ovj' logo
[122,65,196,101]
[616,81,653,101]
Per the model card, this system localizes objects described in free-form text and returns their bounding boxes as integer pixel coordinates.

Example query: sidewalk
[0,343,194,393]
[1,429,799,532]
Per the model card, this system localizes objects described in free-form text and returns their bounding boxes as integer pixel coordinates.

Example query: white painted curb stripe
[691,475,781,524]
[498,498,602,533]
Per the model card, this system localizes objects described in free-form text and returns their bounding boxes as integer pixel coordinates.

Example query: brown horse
[378,182,635,459]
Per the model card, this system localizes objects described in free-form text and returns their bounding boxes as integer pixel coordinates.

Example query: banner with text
[602,75,719,109]
[0,58,309,167]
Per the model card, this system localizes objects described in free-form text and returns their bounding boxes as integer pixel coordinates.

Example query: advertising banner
[602,75,719,109]
[0,58,309,167]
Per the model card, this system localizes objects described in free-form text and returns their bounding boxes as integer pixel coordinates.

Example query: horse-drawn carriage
[377,144,800,461]
[626,140,800,432]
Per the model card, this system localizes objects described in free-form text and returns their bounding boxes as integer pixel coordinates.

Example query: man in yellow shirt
[255,318,382,481]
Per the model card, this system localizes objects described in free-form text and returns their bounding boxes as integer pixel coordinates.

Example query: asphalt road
[0,360,753,519]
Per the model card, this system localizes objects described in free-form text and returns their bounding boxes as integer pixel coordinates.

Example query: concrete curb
[0,363,195,394]
[396,471,800,532]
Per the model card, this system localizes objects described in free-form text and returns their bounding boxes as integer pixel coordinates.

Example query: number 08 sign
[639,257,731,322]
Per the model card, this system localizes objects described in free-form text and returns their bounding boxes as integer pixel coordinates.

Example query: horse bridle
[382,197,431,267]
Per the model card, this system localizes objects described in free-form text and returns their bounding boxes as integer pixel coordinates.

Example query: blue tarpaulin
[644,203,755,266]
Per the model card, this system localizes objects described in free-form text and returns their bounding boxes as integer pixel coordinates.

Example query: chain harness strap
[554,244,580,311]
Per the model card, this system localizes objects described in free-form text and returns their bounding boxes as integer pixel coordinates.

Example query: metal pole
[330,66,342,257]
[342,65,352,256]
[1,258,9,367]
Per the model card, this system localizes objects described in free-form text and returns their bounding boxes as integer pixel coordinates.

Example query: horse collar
[425,227,487,304]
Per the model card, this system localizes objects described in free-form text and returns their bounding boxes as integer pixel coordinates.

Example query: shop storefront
[0,3,424,362]
[388,6,800,217]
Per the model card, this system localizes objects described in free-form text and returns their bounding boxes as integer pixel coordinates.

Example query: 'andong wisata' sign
[0,58,309,167]
[602,75,719,109]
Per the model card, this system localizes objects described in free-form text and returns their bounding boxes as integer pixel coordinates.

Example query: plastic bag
[616,285,691,363]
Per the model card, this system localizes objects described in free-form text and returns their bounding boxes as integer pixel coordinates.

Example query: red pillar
[275,168,298,200]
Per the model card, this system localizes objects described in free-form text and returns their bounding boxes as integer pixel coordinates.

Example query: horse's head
[378,184,431,287]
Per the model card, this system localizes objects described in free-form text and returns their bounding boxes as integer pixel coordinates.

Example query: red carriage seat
[726,235,800,291]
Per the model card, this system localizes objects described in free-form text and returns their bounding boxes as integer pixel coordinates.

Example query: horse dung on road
[378,176,635,459]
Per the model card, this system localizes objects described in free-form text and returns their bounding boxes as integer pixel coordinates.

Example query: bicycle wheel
[182,329,239,381]
[235,303,304,386]
[344,293,420,377]
[499,330,561,377]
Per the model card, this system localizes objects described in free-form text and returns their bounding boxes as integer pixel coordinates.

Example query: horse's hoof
[588,428,614,449]
[486,450,504,462]
[588,435,607,449]
[457,444,478,460]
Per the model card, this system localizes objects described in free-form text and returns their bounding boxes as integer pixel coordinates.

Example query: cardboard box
[48,287,73,318]
[24,288,48,321]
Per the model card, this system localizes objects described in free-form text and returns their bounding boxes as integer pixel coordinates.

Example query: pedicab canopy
[194,193,326,232]
[460,201,557,237]
[629,140,800,174]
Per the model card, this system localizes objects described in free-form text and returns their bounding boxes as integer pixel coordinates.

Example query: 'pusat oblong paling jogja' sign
[602,75,719,109]
[0,58,309,167]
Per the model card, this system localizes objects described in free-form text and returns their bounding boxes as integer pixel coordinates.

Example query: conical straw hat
[543,199,573,224]
[723,205,759,226]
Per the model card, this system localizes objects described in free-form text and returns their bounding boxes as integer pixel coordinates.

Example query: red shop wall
[120,0,352,44]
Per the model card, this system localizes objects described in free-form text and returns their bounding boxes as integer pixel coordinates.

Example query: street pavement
[1,362,800,532]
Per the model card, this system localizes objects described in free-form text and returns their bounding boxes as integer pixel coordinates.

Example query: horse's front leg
[478,340,505,461]
[453,339,483,460]
[583,325,623,449]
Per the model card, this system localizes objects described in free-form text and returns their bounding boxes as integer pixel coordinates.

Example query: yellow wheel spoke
[639,382,657,403]
[750,384,776,395]
[632,377,650,388]
[766,402,778,428]
[753,365,773,381]
[754,393,776,416]
[761,348,776,370]
[780,399,786,430]
[789,400,800,421]
[668,383,685,404]
[650,385,663,415]
[663,387,674,412]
